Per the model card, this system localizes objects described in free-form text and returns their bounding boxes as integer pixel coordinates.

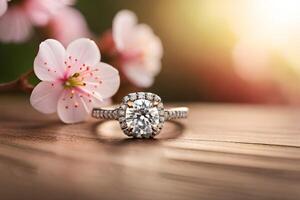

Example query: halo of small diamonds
[118,92,165,138]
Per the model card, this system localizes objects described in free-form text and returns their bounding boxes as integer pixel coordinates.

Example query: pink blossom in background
[0,0,8,17]
[24,0,75,26]
[30,38,120,123]
[112,10,163,88]
[47,7,91,46]
[0,0,75,43]
[0,6,32,42]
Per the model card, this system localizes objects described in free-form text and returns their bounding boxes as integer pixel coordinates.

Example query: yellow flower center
[64,73,86,89]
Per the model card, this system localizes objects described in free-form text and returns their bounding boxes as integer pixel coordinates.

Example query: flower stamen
[64,73,86,89]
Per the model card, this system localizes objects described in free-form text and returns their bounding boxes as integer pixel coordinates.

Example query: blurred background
[1,0,300,103]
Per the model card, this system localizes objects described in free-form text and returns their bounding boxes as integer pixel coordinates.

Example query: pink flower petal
[66,38,100,74]
[0,0,8,17]
[113,10,137,51]
[34,39,66,81]
[48,7,91,46]
[136,24,163,59]
[93,98,112,107]
[30,81,64,114]
[123,64,154,88]
[62,0,76,5]
[150,35,163,59]
[57,90,92,123]
[143,59,162,75]
[0,7,32,43]
[25,0,75,26]
[81,62,120,100]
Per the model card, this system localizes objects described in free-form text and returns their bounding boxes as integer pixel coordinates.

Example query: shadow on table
[93,120,185,145]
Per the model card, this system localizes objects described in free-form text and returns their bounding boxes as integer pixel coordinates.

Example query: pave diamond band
[164,107,189,120]
[92,92,188,138]
[92,108,119,120]
[92,107,188,121]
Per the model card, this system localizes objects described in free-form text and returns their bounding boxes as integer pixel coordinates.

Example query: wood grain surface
[0,95,300,200]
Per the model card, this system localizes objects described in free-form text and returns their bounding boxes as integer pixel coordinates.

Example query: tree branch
[0,68,34,93]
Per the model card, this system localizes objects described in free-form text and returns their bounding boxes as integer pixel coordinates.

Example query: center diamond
[125,99,160,138]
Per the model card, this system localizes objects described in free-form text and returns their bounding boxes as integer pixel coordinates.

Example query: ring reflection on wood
[94,120,185,142]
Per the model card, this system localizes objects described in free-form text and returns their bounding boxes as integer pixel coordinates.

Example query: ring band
[92,92,188,138]
[92,107,188,120]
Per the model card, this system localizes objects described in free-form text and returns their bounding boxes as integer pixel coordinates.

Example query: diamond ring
[92,92,188,138]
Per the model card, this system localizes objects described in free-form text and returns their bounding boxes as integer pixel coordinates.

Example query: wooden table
[0,95,300,200]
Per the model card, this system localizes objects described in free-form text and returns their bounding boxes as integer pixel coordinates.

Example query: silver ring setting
[92,92,188,138]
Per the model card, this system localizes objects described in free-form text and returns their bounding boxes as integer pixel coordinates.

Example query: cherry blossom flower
[30,38,120,123]
[0,0,74,43]
[47,7,91,46]
[112,10,163,88]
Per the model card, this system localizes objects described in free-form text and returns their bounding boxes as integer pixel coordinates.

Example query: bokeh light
[1,0,300,104]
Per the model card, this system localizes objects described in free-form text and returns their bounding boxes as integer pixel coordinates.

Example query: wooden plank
[0,95,300,200]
